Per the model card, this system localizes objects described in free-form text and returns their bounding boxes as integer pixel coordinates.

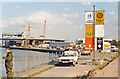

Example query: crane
[43,15,47,38]
[24,24,40,38]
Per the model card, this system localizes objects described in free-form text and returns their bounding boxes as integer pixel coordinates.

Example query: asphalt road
[33,52,117,77]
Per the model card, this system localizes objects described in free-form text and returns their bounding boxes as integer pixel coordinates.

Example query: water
[0,48,57,77]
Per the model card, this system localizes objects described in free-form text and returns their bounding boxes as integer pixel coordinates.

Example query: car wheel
[73,64,75,66]
[73,62,75,66]
[76,60,78,64]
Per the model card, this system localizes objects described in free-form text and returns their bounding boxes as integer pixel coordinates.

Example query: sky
[0,1,119,42]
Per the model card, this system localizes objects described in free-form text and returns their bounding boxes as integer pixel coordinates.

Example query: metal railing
[12,52,60,75]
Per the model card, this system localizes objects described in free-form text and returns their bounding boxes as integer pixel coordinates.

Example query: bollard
[13,58,15,75]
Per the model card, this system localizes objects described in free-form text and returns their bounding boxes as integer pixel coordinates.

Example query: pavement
[14,61,58,77]
[93,56,119,77]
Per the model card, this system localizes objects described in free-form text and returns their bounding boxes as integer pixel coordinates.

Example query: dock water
[1,48,59,77]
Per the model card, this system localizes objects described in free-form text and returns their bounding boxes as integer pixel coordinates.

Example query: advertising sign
[95,11,104,24]
[104,42,111,52]
[97,38,103,50]
[85,11,93,24]
[85,25,94,38]
[95,25,104,37]
[85,38,94,50]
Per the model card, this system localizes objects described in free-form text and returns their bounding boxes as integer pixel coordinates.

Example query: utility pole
[93,5,96,61]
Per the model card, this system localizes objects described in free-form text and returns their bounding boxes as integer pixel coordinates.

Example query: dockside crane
[24,24,40,38]
[23,24,40,47]
[43,15,47,38]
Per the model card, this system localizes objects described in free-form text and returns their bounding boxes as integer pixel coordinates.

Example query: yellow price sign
[104,45,110,48]
[95,11,104,24]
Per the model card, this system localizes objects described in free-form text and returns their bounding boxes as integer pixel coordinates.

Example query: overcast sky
[0,1,119,42]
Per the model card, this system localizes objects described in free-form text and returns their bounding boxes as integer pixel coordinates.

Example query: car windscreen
[62,54,75,57]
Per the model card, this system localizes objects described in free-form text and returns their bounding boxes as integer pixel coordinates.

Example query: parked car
[81,50,91,55]
[111,45,118,52]
[57,51,79,66]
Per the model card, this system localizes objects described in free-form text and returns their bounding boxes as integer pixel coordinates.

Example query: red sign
[85,38,94,51]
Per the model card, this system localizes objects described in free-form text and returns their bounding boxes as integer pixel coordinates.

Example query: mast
[43,15,47,38]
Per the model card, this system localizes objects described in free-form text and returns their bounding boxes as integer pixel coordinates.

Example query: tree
[111,40,117,46]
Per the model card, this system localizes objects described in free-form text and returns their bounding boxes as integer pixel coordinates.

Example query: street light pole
[93,5,96,61]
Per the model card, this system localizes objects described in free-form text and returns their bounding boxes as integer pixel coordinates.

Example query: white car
[57,51,79,66]
[111,46,118,52]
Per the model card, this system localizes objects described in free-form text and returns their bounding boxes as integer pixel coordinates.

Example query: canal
[0,48,57,77]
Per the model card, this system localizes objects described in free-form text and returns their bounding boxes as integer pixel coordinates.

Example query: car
[57,51,79,66]
[81,50,91,55]
[111,46,118,52]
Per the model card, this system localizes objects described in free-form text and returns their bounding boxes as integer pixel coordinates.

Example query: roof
[27,38,65,41]
[0,37,65,41]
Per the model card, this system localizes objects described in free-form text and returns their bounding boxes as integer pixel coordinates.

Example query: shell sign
[95,11,104,24]
[85,25,94,38]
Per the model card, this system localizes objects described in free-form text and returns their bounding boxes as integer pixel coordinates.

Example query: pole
[93,5,96,61]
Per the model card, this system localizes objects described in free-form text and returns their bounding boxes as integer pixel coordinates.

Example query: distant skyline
[0,2,118,42]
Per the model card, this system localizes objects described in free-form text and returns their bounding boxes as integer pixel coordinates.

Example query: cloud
[108,11,115,15]
[2,11,75,28]
[82,1,91,5]
[62,13,79,18]
[63,8,69,11]
[0,21,8,27]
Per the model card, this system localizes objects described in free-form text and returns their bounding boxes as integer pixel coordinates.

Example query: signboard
[104,45,110,49]
[95,25,104,37]
[95,11,104,24]
[97,38,103,50]
[85,11,93,24]
[104,42,111,52]
[85,25,94,38]
[85,38,94,50]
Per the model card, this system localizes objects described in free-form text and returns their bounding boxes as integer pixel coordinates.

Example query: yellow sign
[95,11,104,24]
[85,25,94,37]
[104,45,110,49]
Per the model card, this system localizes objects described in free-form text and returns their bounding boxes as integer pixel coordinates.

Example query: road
[33,52,117,77]
[34,56,96,77]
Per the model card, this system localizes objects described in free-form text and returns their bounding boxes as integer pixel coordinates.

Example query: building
[1,36,66,48]
[2,32,27,38]
[76,38,85,45]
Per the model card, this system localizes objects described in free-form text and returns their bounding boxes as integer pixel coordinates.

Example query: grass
[97,52,119,70]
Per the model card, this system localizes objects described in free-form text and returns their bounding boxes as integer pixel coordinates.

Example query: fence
[12,52,61,74]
